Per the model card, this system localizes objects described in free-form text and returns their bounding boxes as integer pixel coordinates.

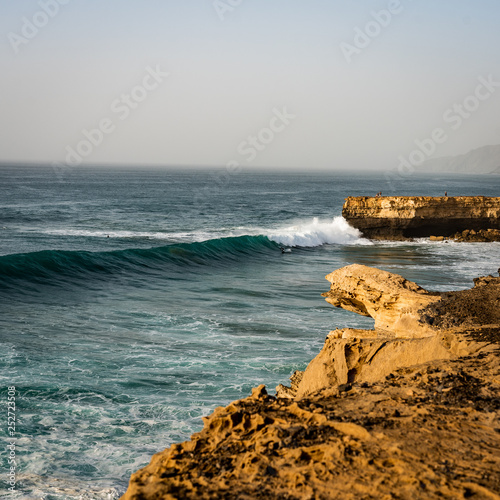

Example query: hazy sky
[1,0,500,171]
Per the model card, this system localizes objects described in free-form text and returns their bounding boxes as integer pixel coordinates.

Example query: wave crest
[0,219,368,291]
[267,217,366,247]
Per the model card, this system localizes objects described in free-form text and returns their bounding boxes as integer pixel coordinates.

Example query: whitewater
[0,166,499,498]
[22,215,365,245]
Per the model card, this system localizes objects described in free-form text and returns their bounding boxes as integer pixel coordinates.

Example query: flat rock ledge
[342,196,500,241]
[121,265,500,500]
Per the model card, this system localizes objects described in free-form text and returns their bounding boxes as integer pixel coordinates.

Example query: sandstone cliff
[276,265,499,400]
[121,266,500,500]
[342,196,500,240]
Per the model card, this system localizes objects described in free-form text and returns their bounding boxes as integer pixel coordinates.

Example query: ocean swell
[0,218,366,290]
[0,235,276,288]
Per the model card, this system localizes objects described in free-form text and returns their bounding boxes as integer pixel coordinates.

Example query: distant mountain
[419,144,500,175]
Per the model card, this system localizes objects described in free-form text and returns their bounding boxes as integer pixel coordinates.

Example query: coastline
[121,265,500,499]
[5,170,499,497]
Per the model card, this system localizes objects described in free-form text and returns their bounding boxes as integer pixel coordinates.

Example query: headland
[121,265,500,500]
[342,196,500,241]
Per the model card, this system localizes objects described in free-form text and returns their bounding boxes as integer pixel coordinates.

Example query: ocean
[0,165,499,498]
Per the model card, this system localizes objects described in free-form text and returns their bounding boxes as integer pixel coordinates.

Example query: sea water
[0,166,498,498]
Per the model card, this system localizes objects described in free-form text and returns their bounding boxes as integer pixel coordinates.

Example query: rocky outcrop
[342,196,500,240]
[276,264,499,400]
[451,228,500,242]
[121,266,500,500]
[322,264,440,337]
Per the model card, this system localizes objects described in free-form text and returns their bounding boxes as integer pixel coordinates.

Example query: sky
[1,0,500,171]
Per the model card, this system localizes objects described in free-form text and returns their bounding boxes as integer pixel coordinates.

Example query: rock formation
[451,228,500,242]
[323,264,440,336]
[121,265,500,500]
[276,265,499,400]
[342,196,500,240]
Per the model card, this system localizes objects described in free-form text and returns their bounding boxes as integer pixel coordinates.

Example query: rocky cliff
[121,265,500,500]
[276,265,499,400]
[342,196,500,240]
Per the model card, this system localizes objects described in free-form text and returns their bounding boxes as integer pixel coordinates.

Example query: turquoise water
[0,166,499,498]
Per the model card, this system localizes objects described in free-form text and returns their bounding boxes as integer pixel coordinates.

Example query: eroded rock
[277,265,499,400]
[342,196,500,240]
[322,264,440,336]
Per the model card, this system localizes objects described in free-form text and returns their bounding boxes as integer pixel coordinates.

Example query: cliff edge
[342,196,500,240]
[121,266,500,500]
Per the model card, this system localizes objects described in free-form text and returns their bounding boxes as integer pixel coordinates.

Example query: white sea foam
[266,216,370,247]
[14,473,121,499]
[32,219,369,248]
